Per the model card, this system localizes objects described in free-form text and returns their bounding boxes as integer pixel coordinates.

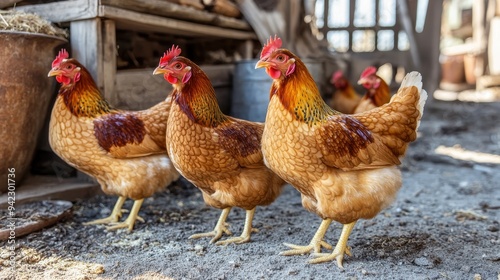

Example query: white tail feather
[400,71,422,91]
[397,71,428,130]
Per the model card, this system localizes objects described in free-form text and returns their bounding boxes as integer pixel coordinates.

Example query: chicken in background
[48,49,180,232]
[255,36,427,268]
[353,66,391,113]
[153,46,285,245]
[329,70,361,114]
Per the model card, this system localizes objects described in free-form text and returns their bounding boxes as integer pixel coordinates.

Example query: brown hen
[153,46,285,245]
[48,49,179,232]
[353,66,391,113]
[255,37,427,268]
[329,70,361,114]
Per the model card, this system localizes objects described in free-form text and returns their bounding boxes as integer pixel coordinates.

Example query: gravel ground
[1,99,499,280]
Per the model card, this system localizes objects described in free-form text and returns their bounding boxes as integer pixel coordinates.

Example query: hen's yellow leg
[216,208,258,245]
[106,199,145,232]
[83,196,126,225]
[280,219,333,256]
[189,207,233,243]
[309,221,356,269]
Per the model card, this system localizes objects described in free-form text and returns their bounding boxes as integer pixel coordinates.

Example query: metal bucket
[231,59,325,122]
[231,59,272,122]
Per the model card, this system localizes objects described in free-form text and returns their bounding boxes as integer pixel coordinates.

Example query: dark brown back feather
[93,114,146,152]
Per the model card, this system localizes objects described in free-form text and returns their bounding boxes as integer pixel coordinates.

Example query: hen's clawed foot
[106,215,145,232]
[83,215,121,226]
[215,208,257,246]
[310,245,352,268]
[309,221,357,269]
[105,199,144,232]
[215,235,249,245]
[280,240,333,256]
[189,224,233,243]
[83,196,126,226]
[280,218,333,256]
[189,207,232,243]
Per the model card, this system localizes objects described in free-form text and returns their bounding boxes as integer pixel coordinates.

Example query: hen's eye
[277,55,285,61]
[66,65,72,70]
[174,63,182,69]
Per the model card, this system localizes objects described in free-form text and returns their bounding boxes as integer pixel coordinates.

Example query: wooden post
[70,18,104,183]
[70,18,104,92]
[414,0,443,96]
[472,0,486,79]
[102,20,117,105]
[239,39,254,60]
[397,0,421,72]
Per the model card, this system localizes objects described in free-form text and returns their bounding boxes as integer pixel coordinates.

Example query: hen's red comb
[360,66,377,78]
[332,70,344,81]
[52,49,69,68]
[159,45,181,66]
[260,35,282,59]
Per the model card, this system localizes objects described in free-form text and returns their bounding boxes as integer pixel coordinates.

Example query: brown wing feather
[316,85,422,170]
[215,118,264,168]
[316,115,399,170]
[94,96,172,158]
[355,85,420,157]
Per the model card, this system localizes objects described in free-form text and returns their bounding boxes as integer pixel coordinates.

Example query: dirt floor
[1,97,500,280]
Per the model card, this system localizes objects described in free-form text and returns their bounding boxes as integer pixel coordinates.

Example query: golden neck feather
[273,60,338,125]
[173,68,227,127]
[59,70,112,118]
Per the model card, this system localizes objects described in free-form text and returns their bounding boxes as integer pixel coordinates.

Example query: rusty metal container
[0,31,66,192]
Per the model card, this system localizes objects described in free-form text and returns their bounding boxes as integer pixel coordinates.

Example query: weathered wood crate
[17,0,256,108]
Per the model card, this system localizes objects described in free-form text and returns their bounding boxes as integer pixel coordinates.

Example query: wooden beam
[166,0,204,10]
[99,5,256,39]
[0,175,100,208]
[472,0,487,78]
[397,0,421,71]
[414,0,443,95]
[202,0,242,18]
[16,0,98,23]
[236,0,285,44]
[70,18,104,91]
[101,0,250,30]
[18,0,251,31]
[102,19,117,106]
[238,40,254,60]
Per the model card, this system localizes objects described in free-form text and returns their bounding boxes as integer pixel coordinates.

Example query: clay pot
[0,31,67,192]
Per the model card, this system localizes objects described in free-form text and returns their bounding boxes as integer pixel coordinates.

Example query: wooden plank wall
[115,65,233,113]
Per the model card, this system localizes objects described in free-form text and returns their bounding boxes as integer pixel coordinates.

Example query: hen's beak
[357,77,367,85]
[255,60,270,69]
[153,67,167,75]
[48,68,62,77]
